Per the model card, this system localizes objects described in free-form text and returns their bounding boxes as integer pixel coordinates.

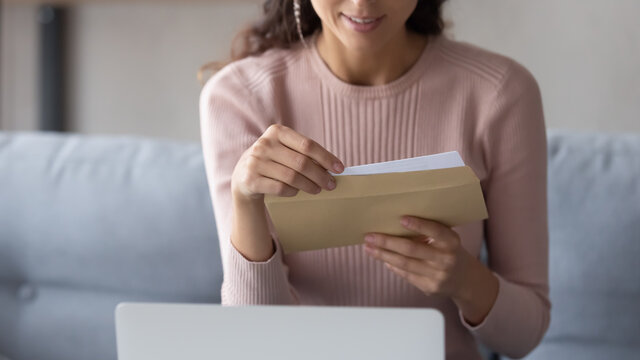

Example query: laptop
[115,302,444,360]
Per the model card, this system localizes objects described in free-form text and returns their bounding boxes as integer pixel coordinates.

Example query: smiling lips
[341,13,385,33]
[346,15,377,24]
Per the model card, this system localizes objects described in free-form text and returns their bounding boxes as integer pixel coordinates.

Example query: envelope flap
[265,166,478,204]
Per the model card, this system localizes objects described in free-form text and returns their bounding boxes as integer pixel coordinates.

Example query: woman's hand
[229,124,344,262]
[364,215,499,325]
[364,216,471,298]
[231,124,344,202]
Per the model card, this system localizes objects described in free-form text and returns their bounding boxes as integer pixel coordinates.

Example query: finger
[270,124,345,174]
[251,176,299,197]
[364,244,439,277]
[401,216,458,251]
[385,263,436,295]
[365,234,457,271]
[364,233,442,263]
[254,157,321,195]
[268,142,337,191]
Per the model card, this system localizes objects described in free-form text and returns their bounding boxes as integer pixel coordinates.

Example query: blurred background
[2,0,639,140]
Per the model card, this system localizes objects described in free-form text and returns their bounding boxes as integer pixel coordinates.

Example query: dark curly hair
[199,0,448,81]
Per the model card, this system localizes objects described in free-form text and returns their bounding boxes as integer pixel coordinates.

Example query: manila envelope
[264,166,488,254]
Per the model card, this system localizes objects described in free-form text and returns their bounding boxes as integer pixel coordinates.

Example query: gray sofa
[0,130,638,360]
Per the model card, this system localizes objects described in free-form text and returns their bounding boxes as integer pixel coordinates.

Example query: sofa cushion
[0,131,223,360]
[523,130,640,359]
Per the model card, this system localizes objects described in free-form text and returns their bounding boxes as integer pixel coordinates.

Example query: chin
[341,35,386,53]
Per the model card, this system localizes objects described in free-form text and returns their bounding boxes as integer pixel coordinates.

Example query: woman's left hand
[363,215,473,300]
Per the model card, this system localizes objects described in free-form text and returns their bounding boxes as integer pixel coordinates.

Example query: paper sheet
[332,151,465,176]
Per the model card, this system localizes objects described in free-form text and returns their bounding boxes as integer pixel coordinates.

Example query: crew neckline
[308,31,440,98]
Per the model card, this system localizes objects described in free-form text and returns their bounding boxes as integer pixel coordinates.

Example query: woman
[199,0,550,359]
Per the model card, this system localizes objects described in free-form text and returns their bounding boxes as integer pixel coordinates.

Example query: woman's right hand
[231,124,345,202]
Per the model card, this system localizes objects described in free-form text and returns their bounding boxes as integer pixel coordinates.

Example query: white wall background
[2,0,639,140]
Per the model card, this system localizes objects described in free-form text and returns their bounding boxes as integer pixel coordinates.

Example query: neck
[316,29,428,86]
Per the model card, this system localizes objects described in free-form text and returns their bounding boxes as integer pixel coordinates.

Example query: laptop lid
[115,302,444,360]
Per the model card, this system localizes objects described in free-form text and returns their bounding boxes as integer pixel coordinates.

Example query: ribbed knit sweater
[199,32,550,360]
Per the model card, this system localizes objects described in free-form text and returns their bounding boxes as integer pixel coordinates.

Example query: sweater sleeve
[461,61,551,358]
[199,64,299,305]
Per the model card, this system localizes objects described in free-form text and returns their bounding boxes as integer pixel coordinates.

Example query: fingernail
[327,178,336,190]
[364,244,376,255]
[401,217,410,227]
[364,235,374,244]
[333,162,344,173]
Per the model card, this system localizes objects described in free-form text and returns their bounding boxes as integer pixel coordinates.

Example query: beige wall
[445,0,640,133]
[66,1,261,141]
[1,2,39,131]
[2,0,639,140]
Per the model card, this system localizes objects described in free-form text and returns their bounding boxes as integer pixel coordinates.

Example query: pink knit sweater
[200,33,550,359]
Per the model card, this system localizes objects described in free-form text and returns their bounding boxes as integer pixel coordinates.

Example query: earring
[293,0,309,48]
